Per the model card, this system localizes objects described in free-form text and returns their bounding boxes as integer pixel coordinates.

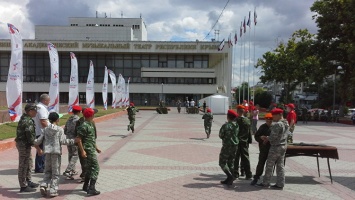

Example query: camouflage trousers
[64,145,79,173]
[86,151,100,181]
[204,122,212,135]
[16,143,33,188]
[219,145,237,177]
[287,125,295,144]
[262,145,286,187]
[40,153,61,194]
[79,148,87,178]
[128,117,135,131]
[234,141,252,177]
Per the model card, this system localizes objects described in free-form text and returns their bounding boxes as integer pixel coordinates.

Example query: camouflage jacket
[15,114,36,146]
[127,106,139,118]
[236,116,251,143]
[269,119,289,146]
[202,113,213,124]
[77,121,97,153]
[64,114,80,139]
[219,121,239,146]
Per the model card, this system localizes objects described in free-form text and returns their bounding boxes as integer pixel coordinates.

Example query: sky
[0,0,318,87]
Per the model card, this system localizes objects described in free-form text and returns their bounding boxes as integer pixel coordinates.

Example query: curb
[0,110,127,152]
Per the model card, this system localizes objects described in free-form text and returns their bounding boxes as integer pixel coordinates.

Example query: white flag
[68,52,79,112]
[6,23,23,122]
[115,74,121,108]
[125,77,130,106]
[86,60,95,108]
[102,66,108,110]
[47,42,59,113]
[108,69,117,108]
[118,75,125,107]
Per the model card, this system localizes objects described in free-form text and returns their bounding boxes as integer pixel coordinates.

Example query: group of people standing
[217,103,294,190]
[15,93,101,197]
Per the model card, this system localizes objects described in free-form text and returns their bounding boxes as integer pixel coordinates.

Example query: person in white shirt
[190,99,195,107]
[252,105,260,134]
[34,94,50,173]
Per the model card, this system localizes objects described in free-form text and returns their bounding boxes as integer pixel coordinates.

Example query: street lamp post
[332,66,343,122]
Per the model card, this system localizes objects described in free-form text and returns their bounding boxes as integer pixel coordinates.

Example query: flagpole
[253,12,256,102]
[239,33,242,104]
[248,25,251,103]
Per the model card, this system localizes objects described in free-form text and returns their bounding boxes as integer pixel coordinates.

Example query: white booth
[199,94,229,114]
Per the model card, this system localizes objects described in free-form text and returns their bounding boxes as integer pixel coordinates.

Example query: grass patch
[0,106,126,141]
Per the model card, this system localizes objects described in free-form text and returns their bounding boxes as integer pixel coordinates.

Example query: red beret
[130,102,134,106]
[207,108,211,113]
[83,108,95,118]
[227,109,238,118]
[236,105,245,110]
[243,100,247,103]
[271,108,283,115]
[286,103,295,110]
[72,105,82,111]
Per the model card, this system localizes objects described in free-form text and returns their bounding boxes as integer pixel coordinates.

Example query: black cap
[48,112,63,122]
[25,103,37,112]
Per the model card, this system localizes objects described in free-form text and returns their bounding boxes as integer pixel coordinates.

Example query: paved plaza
[0,109,355,199]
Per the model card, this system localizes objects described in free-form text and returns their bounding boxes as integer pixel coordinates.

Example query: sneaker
[40,186,47,196]
[71,170,79,175]
[20,186,36,193]
[27,181,39,188]
[250,179,258,185]
[255,183,270,188]
[63,171,74,179]
[270,184,283,190]
[50,192,59,197]
[245,176,253,180]
[127,125,130,131]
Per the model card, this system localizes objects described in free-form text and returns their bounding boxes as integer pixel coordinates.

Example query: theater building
[0,17,233,106]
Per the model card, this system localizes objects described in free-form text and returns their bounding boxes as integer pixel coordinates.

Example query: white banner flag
[6,23,23,122]
[102,66,108,110]
[68,52,79,112]
[108,69,116,108]
[86,60,95,108]
[115,74,121,108]
[125,77,130,106]
[47,42,59,113]
[118,74,125,107]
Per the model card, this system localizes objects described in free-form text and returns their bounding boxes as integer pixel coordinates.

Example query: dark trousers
[79,149,87,178]
[35,135,45,172]
[234,142,252,177]
[254,147,269,179]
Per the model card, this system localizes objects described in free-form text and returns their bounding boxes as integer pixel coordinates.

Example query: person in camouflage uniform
[234,105,253,180]
[127,102,139,133]
[202,108,213,138]
[256,108,289,190]
[77,108,101,195]
[219,110,239,185]
[250,113,273,185]
[63,105,82,179]
[15,103,41,192]
[36,112,75,197]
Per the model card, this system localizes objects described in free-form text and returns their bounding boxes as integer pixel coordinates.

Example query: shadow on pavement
[285,176,321,184]
[109,134,128,138]
[329,176,355,191]
[189,138,206,141]
[0,168,17,175]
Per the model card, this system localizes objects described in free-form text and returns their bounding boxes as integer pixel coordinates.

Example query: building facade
[0,17,233,107]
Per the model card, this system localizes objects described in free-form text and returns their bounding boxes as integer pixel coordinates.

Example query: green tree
[254,91,273,108]
[256,29,319,104]
[234,82,249,104]
[311,0,355,104]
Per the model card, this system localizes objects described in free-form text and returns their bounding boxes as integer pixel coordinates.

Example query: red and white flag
[102,66,108,110]
[228,33,233,48]
[6,23,22,122]
[125,77,130,106]
[240,21,243,37]
[118,75,126,107]
[86,61,95,108]
[47,42,59,113]
[243,17,246,33]
[218,39,225,51]
[234,32,238,44]
[247,11,251,27]
[68,52,79,112]
[108,70,117,108]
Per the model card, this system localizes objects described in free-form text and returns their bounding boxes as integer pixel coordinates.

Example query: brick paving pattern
[0,109,354,199]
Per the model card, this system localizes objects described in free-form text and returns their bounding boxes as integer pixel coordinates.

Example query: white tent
[199,94,229,114]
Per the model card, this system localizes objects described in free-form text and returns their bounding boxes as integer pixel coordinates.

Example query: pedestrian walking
[256,108,289,190]
[286,104,297,143]
[301,106,308,124]
[202,100,207,113]
[126,102,139,133]
[202,108,213,138]
[15,103,41,192]
[219,110,239,185]
[36,112,75,197]
[63,105,82,179]
[76,108,102,195]
[252,105,260,134]
[250,113,272,185]
[177,100,182,113]
[34,93,50,173]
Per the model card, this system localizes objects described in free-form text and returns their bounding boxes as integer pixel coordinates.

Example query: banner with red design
[86,60,95,108]
[108,69,117,108]
[47,42,59,113]
[6,23,23,121]
[68,52,79,112]
[102,66,108,110]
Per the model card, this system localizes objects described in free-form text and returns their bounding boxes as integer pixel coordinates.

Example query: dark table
[285,144,339,183]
